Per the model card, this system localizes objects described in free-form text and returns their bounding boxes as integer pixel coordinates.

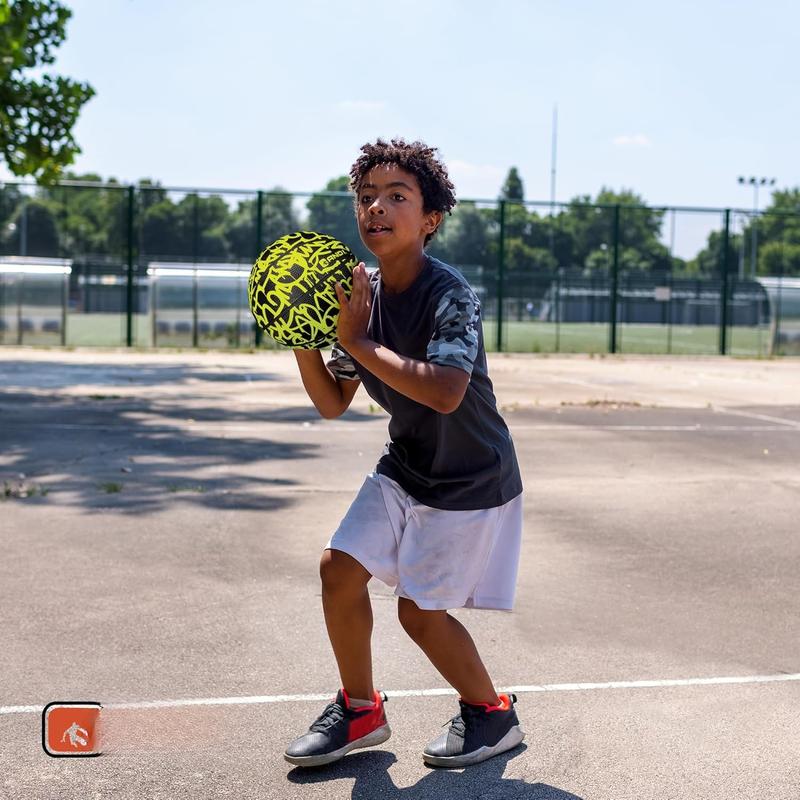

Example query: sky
[4,0,799,255]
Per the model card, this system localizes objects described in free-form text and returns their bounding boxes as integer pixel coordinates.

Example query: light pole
[737,176,776,279]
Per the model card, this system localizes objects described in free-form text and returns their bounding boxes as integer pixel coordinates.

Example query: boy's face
[355,164,442,260]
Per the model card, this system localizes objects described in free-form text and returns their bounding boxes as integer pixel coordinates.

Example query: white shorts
[326,472,523,611]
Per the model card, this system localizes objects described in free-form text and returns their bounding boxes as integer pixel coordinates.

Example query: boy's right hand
[335,262,371,351]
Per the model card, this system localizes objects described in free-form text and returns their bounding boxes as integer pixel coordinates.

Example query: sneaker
[284,689,391,767]
[422,693,524,768]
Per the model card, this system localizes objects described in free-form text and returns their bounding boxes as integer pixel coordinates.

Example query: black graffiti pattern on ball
[248,231,356,349]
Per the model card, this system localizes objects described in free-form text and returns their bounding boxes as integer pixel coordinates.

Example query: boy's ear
[425,210,444,235]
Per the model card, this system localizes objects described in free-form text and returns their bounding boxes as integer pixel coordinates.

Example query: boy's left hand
[335,262,371,350]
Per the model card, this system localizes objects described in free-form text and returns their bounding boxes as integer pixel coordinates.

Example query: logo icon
[42,702,102,757]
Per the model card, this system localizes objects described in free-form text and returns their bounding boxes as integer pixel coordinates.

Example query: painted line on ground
[716,408,800,429]
[3,672,799,716]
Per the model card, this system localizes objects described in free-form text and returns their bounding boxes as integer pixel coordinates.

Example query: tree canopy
[500,167,524,202]
[0,0,94,182]
[1,169,798,279]
[691,188,800,277]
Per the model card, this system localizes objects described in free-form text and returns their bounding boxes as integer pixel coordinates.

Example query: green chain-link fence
[1,180,798,355]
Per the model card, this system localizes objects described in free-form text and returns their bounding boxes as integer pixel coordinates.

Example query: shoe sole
[284,723,392,768]
[422,725,525,768]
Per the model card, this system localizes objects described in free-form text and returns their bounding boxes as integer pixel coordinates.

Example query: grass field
[482,320,774,356]
[2,311,795,356]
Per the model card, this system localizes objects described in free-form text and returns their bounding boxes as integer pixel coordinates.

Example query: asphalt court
[1,348,799,799]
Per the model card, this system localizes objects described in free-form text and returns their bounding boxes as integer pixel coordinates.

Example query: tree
[39,172,129,257]
[688,229,740,277]
[140,193,232,260]
[1,198,59,255]
[306,176,370,263]
[140,198,182,258]
[427,201,491,269]
[0,183,24,232]
[503,238,557,274]
[500,167,524,202]
[0,0,95,182]
[759,189,800,244]
[225,198,258,261]
[565,188,670,274]
[709,188,800,277]
[755,189,800,275]
[226,190,299,261]
[760,241,800,277]
[137,179,168,214]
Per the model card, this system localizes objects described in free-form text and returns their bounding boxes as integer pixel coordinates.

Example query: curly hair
[349,138,457,244]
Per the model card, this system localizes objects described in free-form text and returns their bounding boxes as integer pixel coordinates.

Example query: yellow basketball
[248,231,357,349]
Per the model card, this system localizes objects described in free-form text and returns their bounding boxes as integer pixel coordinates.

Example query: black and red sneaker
[284,689,391,767]
[423,693,524,768]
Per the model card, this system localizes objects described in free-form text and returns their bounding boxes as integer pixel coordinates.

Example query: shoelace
[310,702,345,733]
[444,713,466,736]
[444,697,514,736]
[442,704,481,736]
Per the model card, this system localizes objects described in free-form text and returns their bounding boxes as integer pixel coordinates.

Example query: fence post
[773,271,784,356]
[497,200,506,352]
[254,190,264,348]
[609,205,621,353]
[61,270,67,346]
[719,209,731,355]
[667,268,674,354]
[17,273,23,345]
[125,185,135,347]
[192,194,199,347]
[555,266,562,353]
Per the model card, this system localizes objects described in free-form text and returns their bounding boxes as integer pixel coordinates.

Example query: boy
[285,138,524,769]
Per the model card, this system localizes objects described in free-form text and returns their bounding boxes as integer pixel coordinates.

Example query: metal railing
[1,180,798,355]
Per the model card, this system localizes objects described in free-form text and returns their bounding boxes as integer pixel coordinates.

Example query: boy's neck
[378,251,428,295]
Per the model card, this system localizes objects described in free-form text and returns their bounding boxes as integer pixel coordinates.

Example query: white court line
[507,424,800,432]
[3,672,799,716]
[715,408,800,429]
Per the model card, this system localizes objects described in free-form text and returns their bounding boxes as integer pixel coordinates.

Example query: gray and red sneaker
[423,693,524,768]
[284,689,391,767]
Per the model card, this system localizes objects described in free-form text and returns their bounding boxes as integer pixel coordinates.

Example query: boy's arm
[342,340,469,414]
[335,264,469,414]
[293,349,361,419]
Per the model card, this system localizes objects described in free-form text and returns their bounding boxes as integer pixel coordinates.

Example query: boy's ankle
[348,696,376,708]
[461,694,504,709]
[342,688,377,707]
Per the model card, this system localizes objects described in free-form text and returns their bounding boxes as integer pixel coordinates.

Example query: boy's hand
[335,262,371,350]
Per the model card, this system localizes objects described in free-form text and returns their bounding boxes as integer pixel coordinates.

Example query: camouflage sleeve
[325,342,360,381]
[426,284,480,375]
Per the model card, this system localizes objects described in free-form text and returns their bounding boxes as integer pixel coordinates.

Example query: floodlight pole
[549,103,558,257]
[737,176,776,279]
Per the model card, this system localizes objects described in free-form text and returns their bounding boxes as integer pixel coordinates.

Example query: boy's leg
[284,549,388,767]
[320,548,375,700]
[397,597,524,768]
[397,597,500,705]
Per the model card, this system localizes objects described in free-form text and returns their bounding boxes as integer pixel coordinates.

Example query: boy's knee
[398,597,443,639]
[319,548,370,595]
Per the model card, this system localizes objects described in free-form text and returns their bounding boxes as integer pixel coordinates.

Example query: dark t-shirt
[326,254,523,511]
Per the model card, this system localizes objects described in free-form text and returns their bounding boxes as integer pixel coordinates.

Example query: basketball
[248,231,357,349]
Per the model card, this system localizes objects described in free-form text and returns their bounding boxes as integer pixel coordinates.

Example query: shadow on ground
[0,361,376,514]
[288,747,583,799]
[0,359,282,390]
